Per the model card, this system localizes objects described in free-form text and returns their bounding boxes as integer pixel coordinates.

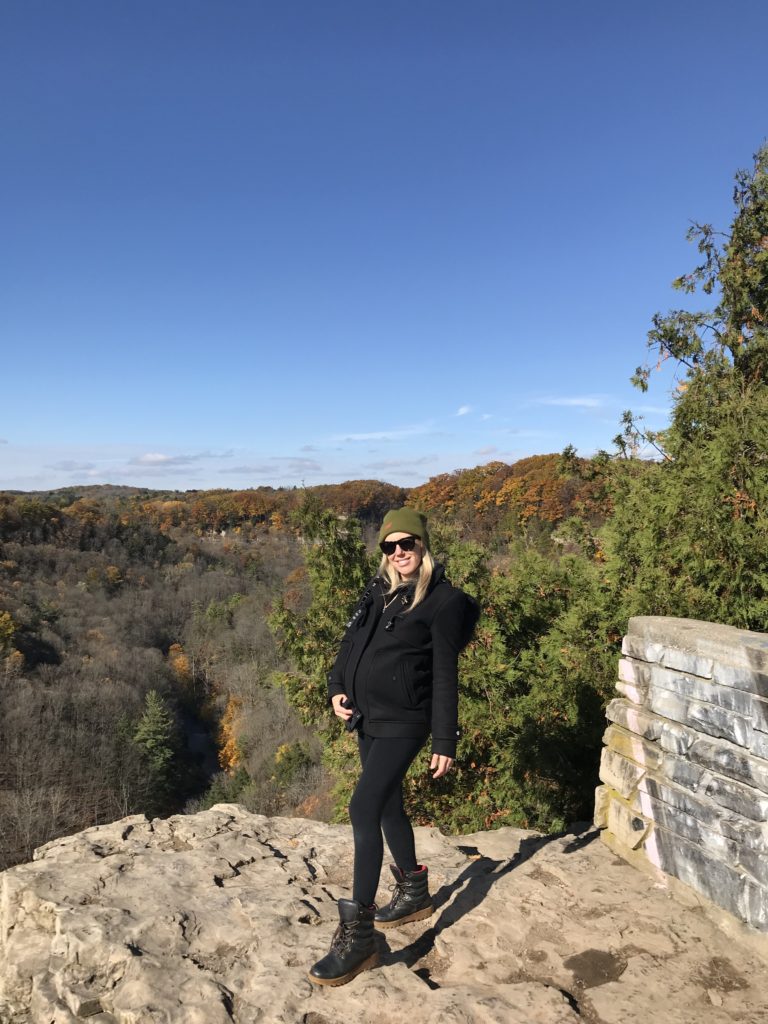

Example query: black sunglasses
[380,535,419,556]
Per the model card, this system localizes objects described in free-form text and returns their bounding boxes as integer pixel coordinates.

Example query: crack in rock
[256,838,288,862]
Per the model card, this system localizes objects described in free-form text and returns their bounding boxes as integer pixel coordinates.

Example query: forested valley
[2,145,767,868]
[0,481,412,870]
[0,459,607,869]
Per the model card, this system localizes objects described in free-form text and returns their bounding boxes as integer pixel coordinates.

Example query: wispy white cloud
[456,405,472,416]
[363,455,436,471]
[129,449,233,466]
[131,453,189,466]
[473,446,497,456]
[300,444,318,452]
[481,414,492,421]
[330,422,434,443]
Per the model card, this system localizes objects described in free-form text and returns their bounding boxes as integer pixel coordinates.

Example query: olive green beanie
[378,507,430,549]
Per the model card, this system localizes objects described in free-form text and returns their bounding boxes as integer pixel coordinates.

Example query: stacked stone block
[594,616,768,931]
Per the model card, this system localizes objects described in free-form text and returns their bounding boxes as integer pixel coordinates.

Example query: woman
[308,507,475,987]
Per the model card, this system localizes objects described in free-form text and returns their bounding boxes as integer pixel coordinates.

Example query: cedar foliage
[269,500,616,832]
[608,143,768,629]
[268,498,377,806]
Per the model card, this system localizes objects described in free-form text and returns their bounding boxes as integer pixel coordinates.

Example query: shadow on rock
[384,829,571,969]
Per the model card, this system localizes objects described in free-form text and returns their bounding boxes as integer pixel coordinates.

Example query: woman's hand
[332,694,353,722]
[430,753,453,779]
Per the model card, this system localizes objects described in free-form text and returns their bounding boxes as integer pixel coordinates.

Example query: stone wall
[594,616,768,932]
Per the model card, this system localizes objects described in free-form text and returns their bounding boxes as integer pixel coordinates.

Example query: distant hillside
[0,454,610,542]
[0,479,406,542]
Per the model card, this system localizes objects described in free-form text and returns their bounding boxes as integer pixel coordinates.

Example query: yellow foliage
[218,696,243,775]
[168,643,192,684]
[0,611,17,657]
[62,498,103,525]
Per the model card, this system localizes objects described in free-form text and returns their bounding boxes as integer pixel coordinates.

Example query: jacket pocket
[399,662,418,708]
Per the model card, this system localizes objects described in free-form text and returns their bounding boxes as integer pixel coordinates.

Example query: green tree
[133,689,178,815]
[268,495,376,806]
[271,508,615,832]
[395,533,616,832]
[269,495,375,731]
[608,144,768,628]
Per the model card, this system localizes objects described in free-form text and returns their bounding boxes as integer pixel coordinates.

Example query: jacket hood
[430,562,447,586]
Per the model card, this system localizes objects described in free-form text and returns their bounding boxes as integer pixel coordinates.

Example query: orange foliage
[218,696,243,775]
[0,610,16,656]
[167,643,192,685]
[410,454,611,530]
[61,498,103,526]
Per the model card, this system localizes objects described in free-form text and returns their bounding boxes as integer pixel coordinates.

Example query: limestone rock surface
[1,805,767,1024]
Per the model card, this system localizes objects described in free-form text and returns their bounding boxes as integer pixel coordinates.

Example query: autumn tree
[218,695,243,775]
[409,455,611,544]
[0,610,17,657]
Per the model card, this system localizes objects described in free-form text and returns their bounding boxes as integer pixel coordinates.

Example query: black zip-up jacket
[327,565,472,759]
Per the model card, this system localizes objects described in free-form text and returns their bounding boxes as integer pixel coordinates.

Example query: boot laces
[330,920,355,954]
[388,879,407,906]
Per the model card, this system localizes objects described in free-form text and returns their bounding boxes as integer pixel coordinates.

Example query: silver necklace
[382,586,412,614]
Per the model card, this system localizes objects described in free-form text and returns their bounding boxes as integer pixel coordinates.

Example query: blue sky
[2,0,767,491]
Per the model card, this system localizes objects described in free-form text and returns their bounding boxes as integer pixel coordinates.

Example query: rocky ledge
[1,806,767,1024]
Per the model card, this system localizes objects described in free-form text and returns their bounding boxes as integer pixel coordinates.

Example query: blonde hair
[378,540,434,611]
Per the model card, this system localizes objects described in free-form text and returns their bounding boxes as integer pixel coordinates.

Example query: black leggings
[348,732,426,906]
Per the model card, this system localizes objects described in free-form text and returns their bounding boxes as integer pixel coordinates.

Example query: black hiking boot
[308,898,379,986]
[374,864,433,929]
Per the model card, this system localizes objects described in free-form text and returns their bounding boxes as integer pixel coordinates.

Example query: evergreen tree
[608,144,768,628]
[133,689,178,816]
[269,494,375,731]
[271,508,615,832]
[269,495,376,803]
